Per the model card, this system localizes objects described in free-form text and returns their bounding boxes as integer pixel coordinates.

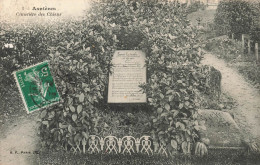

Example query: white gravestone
[108,50,146,103]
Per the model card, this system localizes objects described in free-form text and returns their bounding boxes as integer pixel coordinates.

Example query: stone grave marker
[108,50,146,103]
[198,109,243,148]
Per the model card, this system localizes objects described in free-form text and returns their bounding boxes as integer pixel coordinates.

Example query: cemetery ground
[1,4,260,165]
[1,50,260,164]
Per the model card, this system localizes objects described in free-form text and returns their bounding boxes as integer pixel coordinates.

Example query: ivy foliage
[0,23,51,107]
[214,0,260,42]
[1,1,206,154]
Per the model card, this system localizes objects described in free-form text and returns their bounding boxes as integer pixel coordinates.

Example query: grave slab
[198,109,243,148]
[108,50,146,103]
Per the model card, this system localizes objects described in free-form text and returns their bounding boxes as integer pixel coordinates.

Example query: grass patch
[38,149,260,165]
[236,63,260,88]
[205,37,243,62]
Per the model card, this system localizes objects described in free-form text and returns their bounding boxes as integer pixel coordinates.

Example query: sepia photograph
[0,0,260,164]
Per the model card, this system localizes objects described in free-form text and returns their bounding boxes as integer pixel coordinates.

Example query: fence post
[82,138,86,153]
[198,47,201,56]
[248,39,251,54]
[242,34,245,52]
[232,33,234,40]
[256,43,259,64]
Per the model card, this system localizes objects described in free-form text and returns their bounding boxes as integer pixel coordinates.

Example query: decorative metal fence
[68,135,169,157]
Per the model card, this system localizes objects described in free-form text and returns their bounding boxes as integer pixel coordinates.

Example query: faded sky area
[0,0,92,23]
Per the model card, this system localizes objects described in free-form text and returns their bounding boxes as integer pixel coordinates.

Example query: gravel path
[201,52,260,145]
[0,116,40,165]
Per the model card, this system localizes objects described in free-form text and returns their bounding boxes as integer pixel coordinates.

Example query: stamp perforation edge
[12,60,61,114]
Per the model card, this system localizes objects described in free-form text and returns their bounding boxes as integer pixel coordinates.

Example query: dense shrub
[249,2,260,43]
[1,1,206,154]
[46,1,206,153]
[214,0,260,42]
[0,23,51,113]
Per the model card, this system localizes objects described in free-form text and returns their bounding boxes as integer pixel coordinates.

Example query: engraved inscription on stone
[108,50,146,103]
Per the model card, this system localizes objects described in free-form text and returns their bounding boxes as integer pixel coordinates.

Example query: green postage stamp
[14,61,60,113]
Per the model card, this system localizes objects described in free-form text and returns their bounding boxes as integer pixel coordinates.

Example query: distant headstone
[198,109,243,147]
[108,50,146,103]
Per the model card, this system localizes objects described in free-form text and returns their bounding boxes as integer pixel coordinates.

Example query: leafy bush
[214,0,260,42]
[0,23,51,115]
[1,1,207,154]
[95,109,151,137]
[249,2,260,43]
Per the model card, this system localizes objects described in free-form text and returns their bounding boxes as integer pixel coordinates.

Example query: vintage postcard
[0,0,259,165]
